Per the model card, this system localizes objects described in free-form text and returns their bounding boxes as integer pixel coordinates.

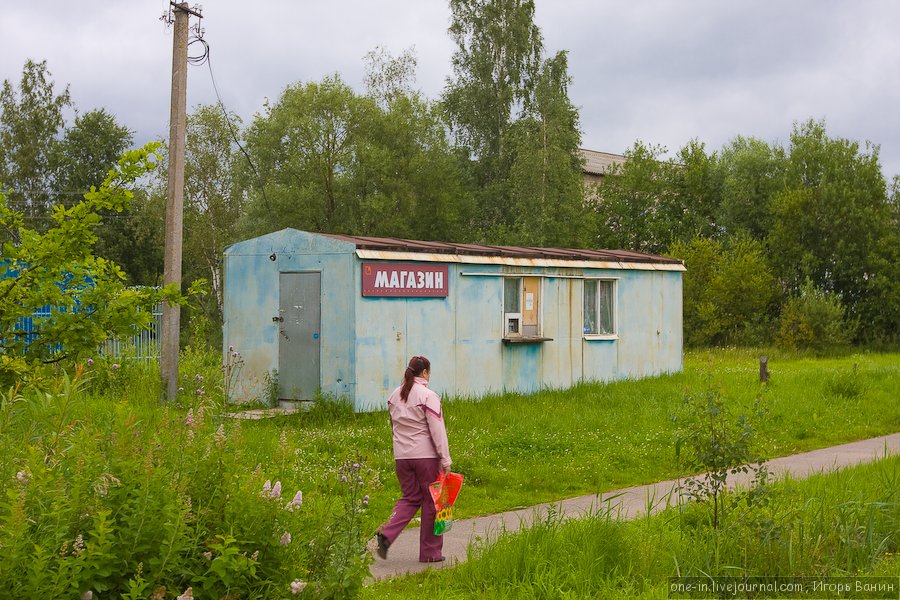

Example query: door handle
[272,316,284,322]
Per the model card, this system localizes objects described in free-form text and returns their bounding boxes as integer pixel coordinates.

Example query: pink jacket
[388,376,452,469]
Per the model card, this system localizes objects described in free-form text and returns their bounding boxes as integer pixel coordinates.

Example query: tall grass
[0,348,896,596]
[0,354,376,598]
[440,349,899,516]
[365,456,900,599]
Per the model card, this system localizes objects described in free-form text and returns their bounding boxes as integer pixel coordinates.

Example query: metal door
[278,272,321,400]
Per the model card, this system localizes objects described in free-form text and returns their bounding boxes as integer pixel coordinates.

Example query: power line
[204,49,272,215]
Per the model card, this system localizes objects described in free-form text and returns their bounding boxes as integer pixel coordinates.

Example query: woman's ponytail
[399,355,431,401]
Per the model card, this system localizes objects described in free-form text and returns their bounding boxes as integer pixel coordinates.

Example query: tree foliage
[593,142,676,253]
[717,135,787,240]
[0,59,72,231]
[671,235,776,346]
[443,0,543,177]
[1,61,146,284]
[182,105,245,336]
[0,144,182,388]
[597,119,898,344]
[769,119,896,334]
[504,51,589,247]
[443,0,586,245]
[243,72,472,242]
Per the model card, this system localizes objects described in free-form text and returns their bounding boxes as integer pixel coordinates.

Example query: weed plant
[0,358,376,598]
[365,455,900,599]
[0,348,897,597]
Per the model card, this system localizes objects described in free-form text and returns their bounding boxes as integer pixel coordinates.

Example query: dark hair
[400,355,430,402]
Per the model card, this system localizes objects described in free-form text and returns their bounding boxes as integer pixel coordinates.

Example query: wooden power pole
[161,2,198,402]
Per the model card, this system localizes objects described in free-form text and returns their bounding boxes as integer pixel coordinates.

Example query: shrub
[673,374,769,529]
[671,235,776,347]
[777,279,855,351]
[0,369,376,599]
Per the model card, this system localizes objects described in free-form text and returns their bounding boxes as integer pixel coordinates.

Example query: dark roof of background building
[322,233,682,265]
[580,149,626,176]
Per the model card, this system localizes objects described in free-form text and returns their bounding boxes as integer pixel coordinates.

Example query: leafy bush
[670,235,776,347]
[0,144,185,391]
[673,374,769,529]
[777,279,856,352]
[0,368,376,599]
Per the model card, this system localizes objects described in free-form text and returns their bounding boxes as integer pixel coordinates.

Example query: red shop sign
[361,262,449,297]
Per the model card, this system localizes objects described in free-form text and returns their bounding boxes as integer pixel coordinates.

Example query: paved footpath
[369,432,900,581]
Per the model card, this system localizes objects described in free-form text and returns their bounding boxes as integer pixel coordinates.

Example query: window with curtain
[583,279,615,335]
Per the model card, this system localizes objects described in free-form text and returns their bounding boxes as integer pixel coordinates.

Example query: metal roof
[580,149,626,176]
[321,233,682,266]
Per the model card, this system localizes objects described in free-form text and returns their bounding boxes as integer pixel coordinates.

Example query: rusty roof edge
[354,249,686,271]
[320,232,684,267]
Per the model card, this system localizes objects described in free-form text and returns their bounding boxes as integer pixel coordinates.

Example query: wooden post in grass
[759,356,769,383]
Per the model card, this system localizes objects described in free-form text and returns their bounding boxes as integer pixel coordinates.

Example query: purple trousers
[380,457,443,562]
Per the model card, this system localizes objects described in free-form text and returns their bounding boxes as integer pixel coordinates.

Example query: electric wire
[204,47,272,216]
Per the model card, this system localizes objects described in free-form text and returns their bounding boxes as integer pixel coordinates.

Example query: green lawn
[1,348,897,597]
[252,348,900,521]
[364,455,900,599]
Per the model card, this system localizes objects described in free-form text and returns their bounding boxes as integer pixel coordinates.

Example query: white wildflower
[213,424,226,446]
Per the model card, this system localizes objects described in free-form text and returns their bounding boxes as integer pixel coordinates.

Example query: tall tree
[243,76,371,236]
[592,141,674,253]
[768,119,895,333]
[359,47,474,242]
[55,108,133,199]
[182,104,245,331]
[243,72,473,243]
[56,109,140,276]
[442,0,591,245]
[668,139,723,241]
[716,135,787,240]
[504,51,588,247]
[443,0,543,176]
[0,60,71,232]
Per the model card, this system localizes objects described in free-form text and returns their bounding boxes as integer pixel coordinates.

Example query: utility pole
[161,2,200,402]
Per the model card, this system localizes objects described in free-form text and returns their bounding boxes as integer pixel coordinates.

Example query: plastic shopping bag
[429,471,464,535]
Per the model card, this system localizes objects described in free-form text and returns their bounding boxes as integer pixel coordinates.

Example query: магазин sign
[361,262,448,297]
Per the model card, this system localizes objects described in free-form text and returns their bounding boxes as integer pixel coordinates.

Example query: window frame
[583,278,618,340]
[503,276,523,337]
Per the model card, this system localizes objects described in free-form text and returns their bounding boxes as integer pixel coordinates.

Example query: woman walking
[376,355,452,563]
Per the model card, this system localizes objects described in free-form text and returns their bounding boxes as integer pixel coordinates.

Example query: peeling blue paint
[224,229,683,411]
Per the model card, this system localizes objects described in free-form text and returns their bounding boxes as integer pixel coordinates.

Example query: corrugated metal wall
[224,230,683,411]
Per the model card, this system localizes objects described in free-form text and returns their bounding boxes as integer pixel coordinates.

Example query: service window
[504,276,541,337]
[583,279,616,337]
[503,277,522,336]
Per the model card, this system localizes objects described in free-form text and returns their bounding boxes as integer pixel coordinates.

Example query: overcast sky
[3,1,900,181]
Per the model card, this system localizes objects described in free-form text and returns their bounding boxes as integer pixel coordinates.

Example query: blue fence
[14,303,163,361]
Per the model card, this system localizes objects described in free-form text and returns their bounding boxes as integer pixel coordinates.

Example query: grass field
[1,348,897,597]
[363,455,900,599]
[244,348,900,520]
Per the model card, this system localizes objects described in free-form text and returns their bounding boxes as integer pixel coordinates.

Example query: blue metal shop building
[223,229,685,411]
